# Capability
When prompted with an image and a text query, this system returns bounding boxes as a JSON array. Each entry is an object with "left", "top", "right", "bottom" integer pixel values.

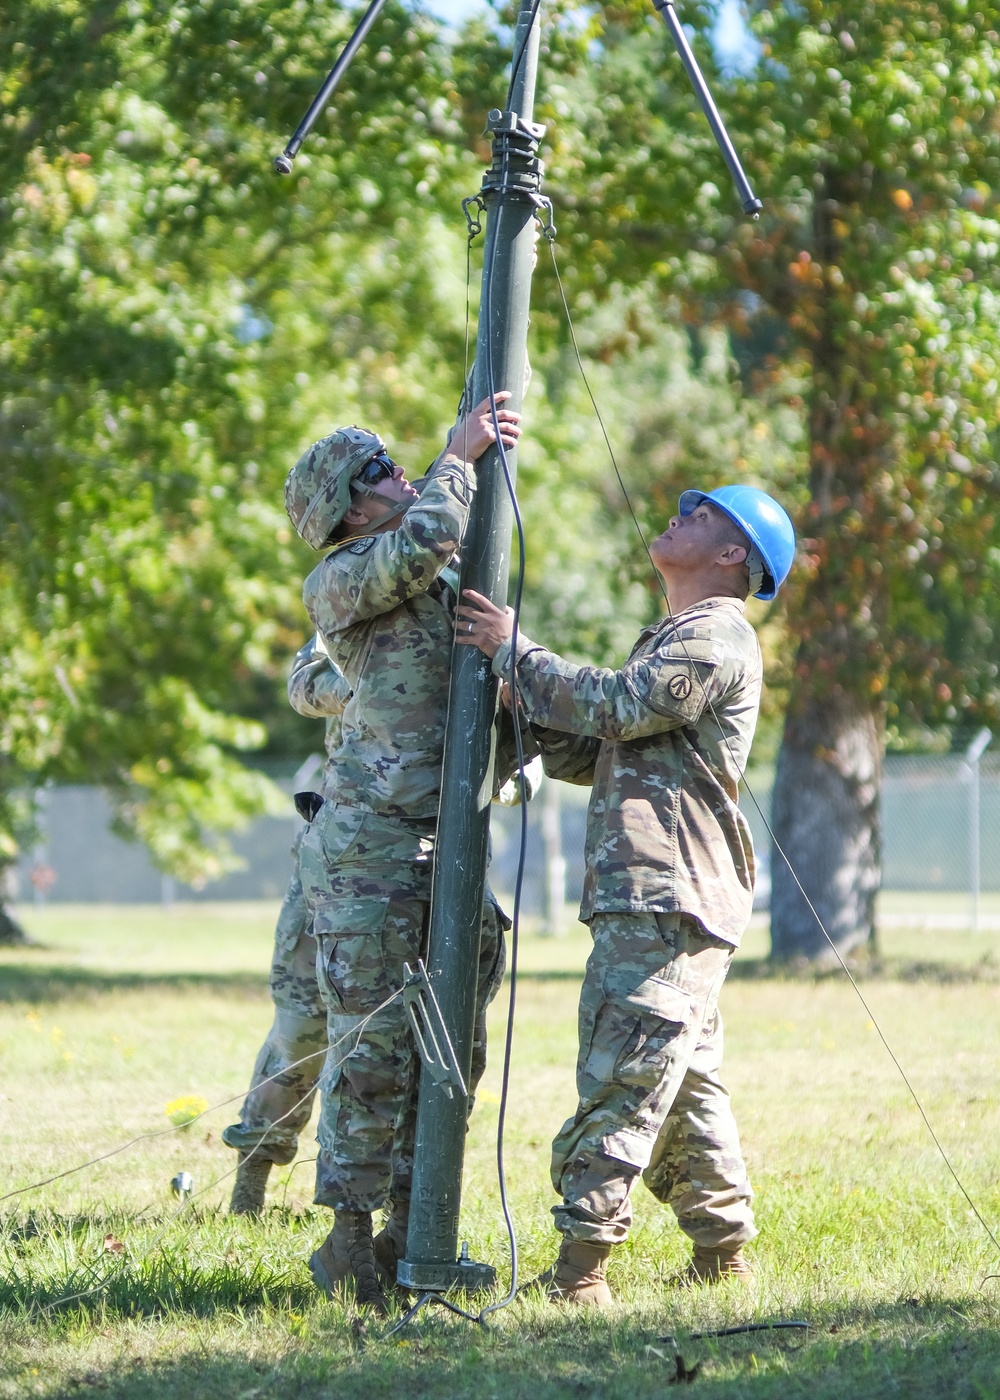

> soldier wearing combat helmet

[
  {"left": 458, "top": 482, "right": 794, "bottom": 1306},
  {"left": 286, "top": 393, "right": 523, "bottom": 1312}
]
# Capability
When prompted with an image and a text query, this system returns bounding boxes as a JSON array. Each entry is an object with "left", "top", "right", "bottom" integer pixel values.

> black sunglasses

[{"left": 354, "top": 452, "right": 397, "bottom": 488}]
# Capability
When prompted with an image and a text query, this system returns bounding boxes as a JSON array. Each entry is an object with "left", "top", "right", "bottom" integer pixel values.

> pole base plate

[{"left": 397, "top": 1255, "right": 496, "bottom": 1294}]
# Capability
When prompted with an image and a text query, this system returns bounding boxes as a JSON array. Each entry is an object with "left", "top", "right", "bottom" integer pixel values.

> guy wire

[
  {"left": 18, "top": 992, "right": 408, "bottom": 1316},
  {"left": 544, "top": 234, "right": 1000, "bottom": 1261},
  {"left": 0, "top": 987, "right": 406, "bottom": 1208}
]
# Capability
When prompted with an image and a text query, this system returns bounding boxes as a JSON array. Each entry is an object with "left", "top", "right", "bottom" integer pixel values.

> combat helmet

[
  {"left": 678, "top": 485, "right": 795, "bottom": 601},
  {"left": 285, "top": 426, "right": 385, "bottom": 549}
]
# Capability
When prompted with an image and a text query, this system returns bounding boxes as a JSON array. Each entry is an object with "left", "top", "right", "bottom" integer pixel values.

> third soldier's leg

[{"left": 223, "top": 844, "right": 328, "bottom": 1214}]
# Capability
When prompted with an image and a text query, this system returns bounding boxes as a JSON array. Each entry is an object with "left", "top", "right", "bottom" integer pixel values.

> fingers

[
  {"left": 457, "top": 588, "right": 500, "bottom": 616},
  {"left": 454, "top": 590, "right": 513, "bottom": 659},
  {"left": 472, "top": 393, "right": 520, "bottom": 427}
]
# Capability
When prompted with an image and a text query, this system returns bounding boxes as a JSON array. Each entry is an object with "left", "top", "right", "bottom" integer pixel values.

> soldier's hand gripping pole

[
  {"left": 273, "top": 0, "right": 392, "bottom": 174},
  {"left": 650, "top": 0, "right": 763, "bottom": 217}
]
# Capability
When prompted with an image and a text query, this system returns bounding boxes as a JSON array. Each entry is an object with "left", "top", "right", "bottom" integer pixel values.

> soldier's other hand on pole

[
  {"left": 455, "top": 589, "right": 514, "bottom": 659},
  {"left": 451, "top": 393, "right": 521, "bottom": 463}
]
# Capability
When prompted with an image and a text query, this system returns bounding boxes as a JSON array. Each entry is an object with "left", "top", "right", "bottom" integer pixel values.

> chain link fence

[{"left": 9, "top": 754, "right": 1000, "bottom": 919}]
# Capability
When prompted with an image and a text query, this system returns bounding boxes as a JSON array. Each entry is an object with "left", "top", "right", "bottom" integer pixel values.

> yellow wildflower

[{"left": 165, "top": 1094, "right": 209, "bottom": 1128}]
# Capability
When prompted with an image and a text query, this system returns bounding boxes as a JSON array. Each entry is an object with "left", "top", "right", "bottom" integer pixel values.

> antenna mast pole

[{"left": 399, "top": 0, "right": 545, "bottom": 1296}]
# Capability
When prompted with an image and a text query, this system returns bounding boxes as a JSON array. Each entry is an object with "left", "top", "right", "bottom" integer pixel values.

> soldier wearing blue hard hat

[{"left": 456, "top": 481, "right": 794, "bottom": 1305}]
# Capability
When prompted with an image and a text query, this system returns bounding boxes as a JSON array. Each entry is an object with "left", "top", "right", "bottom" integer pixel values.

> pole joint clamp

[{"left": 480, "top": 108, "right": 547, "bottom": 201}]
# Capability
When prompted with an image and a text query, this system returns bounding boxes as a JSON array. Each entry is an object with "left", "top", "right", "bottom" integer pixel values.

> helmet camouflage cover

[{"left": 285, "top": 426, "right": 385, "bottom": 549}]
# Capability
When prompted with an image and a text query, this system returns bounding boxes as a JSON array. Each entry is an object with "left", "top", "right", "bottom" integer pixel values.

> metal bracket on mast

[{"left": 402, "top": 960, "right": 467, "bottom": 1101}]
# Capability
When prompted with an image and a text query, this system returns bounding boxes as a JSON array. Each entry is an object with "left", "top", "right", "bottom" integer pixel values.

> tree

[
  {"left": 467, "top": 1, "right": 1000, "bottom": 959},
  {"left": 728, "top": 3, "right": 1000, "bottom": 958},
  {"left": 0, "top": 0, "right": 480, "bottom": 939}
]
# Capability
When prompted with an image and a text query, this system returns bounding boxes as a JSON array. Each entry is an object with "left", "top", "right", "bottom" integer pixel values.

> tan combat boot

[
  {"left": 229, "top": 1153, "right": 271, "bottom": 1216},
  {"left": 536, "top": 1238, "right": 613, "bottom": 1307},
  {"left": 683, "top": 1244, "right": 753, "bottom": 1285},
  {"left": 309, "top": 1210, "right": 387, "bottom": 1314},
  {"left": 372, "top": 1200, "right": 409, "bottom": 1286}
]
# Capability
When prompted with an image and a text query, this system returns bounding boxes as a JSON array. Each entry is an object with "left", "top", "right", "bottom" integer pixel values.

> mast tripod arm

[
  {"left": 273, "top": 0, "right": 392, "bottom": 174},
  {"left": 651, "top": 0, "right": 763, "bottom": 217}
]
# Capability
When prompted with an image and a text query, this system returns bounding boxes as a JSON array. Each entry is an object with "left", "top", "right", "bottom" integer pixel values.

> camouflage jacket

[
  {"left": 492, "top": 598, "right": 762, "bottom": 945},
  {"left": 301, "top": 454, "right": 476, "bottom": 822},
  {"left": 288, "top": 634, "right": 352, "bottom": 757}
]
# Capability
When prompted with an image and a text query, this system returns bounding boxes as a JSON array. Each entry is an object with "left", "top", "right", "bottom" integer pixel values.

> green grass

[{"left": 3, "top": 900, "right": 1000, "bottom": 1398}]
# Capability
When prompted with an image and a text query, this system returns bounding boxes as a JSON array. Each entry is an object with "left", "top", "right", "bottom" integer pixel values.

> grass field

[{"left": 3, "top": 898, "right": 1000, "bottom": 1398}]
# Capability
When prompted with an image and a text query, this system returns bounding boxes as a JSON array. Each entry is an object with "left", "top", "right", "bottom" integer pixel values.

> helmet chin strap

[
  {"left": 337, "top": 482, "right": 413, "bottom": 540},
  {"left": 745, "top": 543, "right": 766, "bottom": 598}
]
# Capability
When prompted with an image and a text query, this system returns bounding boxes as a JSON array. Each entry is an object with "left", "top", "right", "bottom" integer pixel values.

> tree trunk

[
  {"left": 769, "top": 690, "right": 881, "bottom": 962},
  {"left": 0, "top": 898, "right": 29, "bottom": 946}
]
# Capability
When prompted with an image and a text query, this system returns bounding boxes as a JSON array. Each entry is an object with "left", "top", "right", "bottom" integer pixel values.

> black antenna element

[
  {"left": 273, "top": 0, "right": 392, "bottom": 174},
  {"left": 651, "top": 0, "right": 763, "bottom": 216}
]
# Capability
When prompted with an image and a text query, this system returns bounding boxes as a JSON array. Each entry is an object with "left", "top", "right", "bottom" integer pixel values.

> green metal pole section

[{"left": 398, "top": 0, "right": 543, "bottom": 1294}]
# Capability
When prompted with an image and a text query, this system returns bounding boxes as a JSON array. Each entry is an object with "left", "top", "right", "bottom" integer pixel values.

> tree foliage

[
  {"left": 0, "top": 0, "right": 479, "bottom": 894},
  {"left": 731, "top": 1, "right": 1000, "bottom": 738},
  {"left": 485, "top": 1, "right": 1000, "bottom": 954}
]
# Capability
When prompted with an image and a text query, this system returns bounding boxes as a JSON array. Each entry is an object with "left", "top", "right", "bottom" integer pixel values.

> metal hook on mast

[
  {"left": 650, "top": 0, "right": 763, "bottom": 217},
  {"left": 273, "top": 0, "right": 392, "bottom": 174}
]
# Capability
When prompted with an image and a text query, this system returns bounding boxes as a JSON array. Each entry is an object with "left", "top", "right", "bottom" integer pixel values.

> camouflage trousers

[
  {"left": 551, "top": 911, "right": 756, "bottom": 1251},
  {"left": 221, "top": 829, "right": 328, "bottom": 1167},
  {"left": 299, "top": 801, "right": 506, "bottom": 1214}
]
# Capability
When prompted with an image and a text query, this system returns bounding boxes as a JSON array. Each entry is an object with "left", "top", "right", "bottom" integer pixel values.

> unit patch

[
  {"left": 347, "top": 536, "right": 376, "bottom": 555},
  {"left": 668, "top": 674, "right": 693, "bottom": 701}
]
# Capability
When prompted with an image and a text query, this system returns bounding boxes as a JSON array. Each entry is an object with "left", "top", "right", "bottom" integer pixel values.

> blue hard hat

[{"left": 678, "top": 485, "right": 795, "bottom": 601}]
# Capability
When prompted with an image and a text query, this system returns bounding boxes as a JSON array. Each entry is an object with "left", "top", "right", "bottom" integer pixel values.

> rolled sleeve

[{"left": 288, "top": 638, "right": 352, "bottom": 718}]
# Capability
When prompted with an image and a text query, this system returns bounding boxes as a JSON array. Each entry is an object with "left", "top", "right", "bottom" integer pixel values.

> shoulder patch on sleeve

[
  {"left": 675, "top": 623, "right": 713, "bottom": 643},
  {"left": 346, "top": 536, "right": 376, "bottom": 555},
  {"left": 668, "top": 638, "right": 717, "bottom": 665}
]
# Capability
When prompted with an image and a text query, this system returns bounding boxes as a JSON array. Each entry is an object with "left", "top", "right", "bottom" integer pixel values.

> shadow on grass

[
  {"left": 726, "top": 955, "right": 1000, "bottom": 985},
  {"left": 3, "top": 1295, "right": 1000, "bottom": 1399},
  {"left": 0, "top": 963, "right": 268, "bottom": 1005},
  {"left": 6, "top": 954, "right": 998, "bottom": 1006},
  {"left": 514, "top": 958, "right": 1000, "bottom": 987},
  {"left": 0, "top": 1208, "right": 321, "bottom": 1318}
]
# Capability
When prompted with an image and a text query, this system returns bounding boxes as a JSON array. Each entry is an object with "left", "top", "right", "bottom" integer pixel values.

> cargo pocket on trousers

[
  {"left": 314, "top": 895, "right": 424, "bottom": 1018},
  {"left": 583, "top": 981, "right": 693, "bottom": 1098},
  {"left": 298, "top": 806, "right": 367, "bottom": 909}
]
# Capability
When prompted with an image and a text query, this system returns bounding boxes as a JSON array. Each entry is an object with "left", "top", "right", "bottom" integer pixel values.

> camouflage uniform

[
  {"left": 492, "top": 598, "right": 761, "bottom": 1249},
  {"left": 222, "top": 638, "right": 351, "bottom": 1167},
  {"left": 297, "top": 451, "right": 507, "bottom": 1214}
]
